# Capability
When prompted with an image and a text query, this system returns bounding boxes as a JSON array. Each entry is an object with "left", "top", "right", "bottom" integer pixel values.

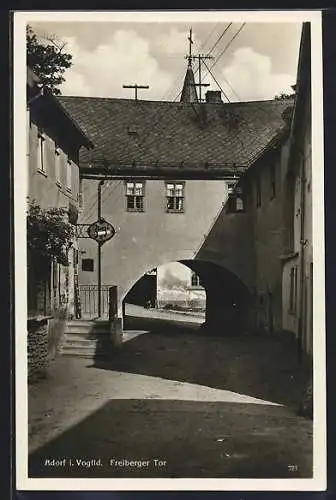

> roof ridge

[{"left": 58, "top": 95, "right": 291, "bottom": 106}]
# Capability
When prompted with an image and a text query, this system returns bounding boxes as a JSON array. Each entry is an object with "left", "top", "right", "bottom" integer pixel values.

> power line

[
  {"left": 206, "top": 23, "right": 233, "bottom": 56},
  {"left": 80, "top": 184, "right": 109, "bottom": 223},
  {"left": 81, "top": 180, "right": 122, "bottom": 223},
  {"left": 81, "top": 22, "right": 288, "bottom": 188},
  {"left": 221, "top": 72, "right": 242, "bottom": 101},
  {"left": 208, "top": 23, "right": 246, "bottom": 74},
  {"left": 202, "top": 59, "right": 231, "bottom": 103},
  {"left": 179, "top": 23, "right": 244, "bottom": 103},
  {"left": 199, "top": 23, "right": 219, "bottom": 52}
]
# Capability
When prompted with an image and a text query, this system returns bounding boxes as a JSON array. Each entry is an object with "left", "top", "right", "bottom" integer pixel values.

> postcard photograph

[{"left": 13, "top": 9, "right": 326, "bottom": 491}]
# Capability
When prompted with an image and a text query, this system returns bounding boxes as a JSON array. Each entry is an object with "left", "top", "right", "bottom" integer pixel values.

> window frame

[
  {"left": 165, "top": 180, "right": 185, "bottom": 214},
  {"left": 82, "top": 258, "right": 94, "bottom": 272},
  {"left": 78, "top": 178, "right": 84, "bottom": 211},
  {"left": 37, "top": 129, "right": 46, "bottom": 175},
  {"left": 125, "top": 180, "right": 146, "bottom": 212},
  {"left": 66, "top": 157, "right": 72, "bottom": 192},
  {"left": 55, "top": 146, "right": 62, "bottom": 186},
  {"left": 227, "top": 184, "right": 246, "bottom": 213},
  {"left": 191, "top": 271, "right": 201, "bottom": 288}
]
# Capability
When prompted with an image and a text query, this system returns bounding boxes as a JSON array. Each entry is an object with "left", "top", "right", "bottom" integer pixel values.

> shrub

[{"left": 27, "top": 199, "right": 74, "bottom": 265}]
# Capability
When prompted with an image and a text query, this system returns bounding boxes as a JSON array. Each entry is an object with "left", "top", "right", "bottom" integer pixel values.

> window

[
  {"left": 82, "top": 259, "right": 94, "bottom": 272},
  {"left": 235, "top": 196, "right": 245, "bottom": 212},
  {"left": 78, "top": 179, "right": 84, "bottom": 210},
  {"left": 126, "top": 181, "right": 145, "bottom": 212},
  {"left": 166, "top": 182, "right": 185, "bottom": 213},
  {"left": 256, "top": 175, "right": 261, "bottom": 207},
  {"left": 37, "top": 130, "right": 46, "bottom": 173},
  {"left": 227, "top": 184, "right": 245, "bottom": 213},
  {"left": 55, "top": 147, "right": 61, "bottom": 184},
  {"left": 191, "top": 271, "right": 201, "bottom": 287},
  {"left": 66, "top": 158, "right": 72, "bottom": 191},
  {"left": 227, "top": 182, "right": 236, "bottom": 195},
  {"left": 289, "top": 266, "right": 298, "bottom": 313},
  {"left": 270, "top": 164, "right": 276, "bottom": 199}
]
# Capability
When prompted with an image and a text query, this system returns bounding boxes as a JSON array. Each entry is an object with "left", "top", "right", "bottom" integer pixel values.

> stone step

[
  {"left": 63, "top": 332, "right": 109, "bottom": 341},
  {"left": 61, "top": 349, "right": 111, "bottom": 359},
  {"left": 64, "top": 322, "right": 110, "bottom": 336},
  {"left": 65, "top": 320, "right": 110, "bottom": 327},
  {"left": 61, "top": 341, "right": 112, "bottom": 359},
  {"left": 63, "top": 339, "right": 102, "bottom": 348}
]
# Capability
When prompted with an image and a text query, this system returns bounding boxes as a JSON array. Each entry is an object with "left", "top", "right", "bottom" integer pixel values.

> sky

[{"left": 29, "top": 20, "right": 302, "bottom": 102}]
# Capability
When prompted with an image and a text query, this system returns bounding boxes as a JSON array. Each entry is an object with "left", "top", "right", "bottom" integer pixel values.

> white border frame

[{"left": 14, "top": 9, "right": 326, "bottom": 491}]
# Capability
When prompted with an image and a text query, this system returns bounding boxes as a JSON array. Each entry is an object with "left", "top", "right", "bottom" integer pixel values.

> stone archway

[
  {"left": 123, "top": 259, "right": 253, "bottom": 335},
  {"left": 180, "top": 259, "right": 253, "bottom": 335}
]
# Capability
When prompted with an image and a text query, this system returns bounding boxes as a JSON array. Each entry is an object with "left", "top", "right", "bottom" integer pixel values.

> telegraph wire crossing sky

[{"left": 30, "top": 21, "right": 302, "bottom": 102}]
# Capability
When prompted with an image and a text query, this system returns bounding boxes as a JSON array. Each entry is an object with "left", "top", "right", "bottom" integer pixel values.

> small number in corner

[{"left": 288, "top": 464, "right": 298, "bottom": 472}]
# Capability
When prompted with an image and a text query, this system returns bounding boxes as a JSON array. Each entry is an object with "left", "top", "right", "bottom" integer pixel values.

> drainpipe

[{"left": 97, "top": 180, "right": 105, "bottom": 317}]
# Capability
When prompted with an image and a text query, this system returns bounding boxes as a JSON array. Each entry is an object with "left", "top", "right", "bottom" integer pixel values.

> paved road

[
  {"left": 125, "top": 303, "right": 205, "bottom": 321},
  {"left": 28, "top": 318, "right": 312, "bottom": 479}
]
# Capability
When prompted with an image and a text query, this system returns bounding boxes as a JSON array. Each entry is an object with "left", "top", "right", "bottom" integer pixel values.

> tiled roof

[{"left": 57, "top": 95, "right": 293, "bottom": 169}]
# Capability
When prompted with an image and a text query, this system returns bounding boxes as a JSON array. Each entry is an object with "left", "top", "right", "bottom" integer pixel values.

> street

[{"left": 28, "top": 310, "right": 313, "bottom": 479}]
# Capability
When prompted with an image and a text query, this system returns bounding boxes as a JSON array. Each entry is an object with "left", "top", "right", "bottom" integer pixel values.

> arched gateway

[{"left": 123, "top": 259, "right": 253, "bottom": 335}]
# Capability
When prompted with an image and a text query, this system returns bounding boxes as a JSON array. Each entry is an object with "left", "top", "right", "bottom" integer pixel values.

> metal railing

[{"left": 78, "top": 285, "right": 111, "bottom": 319}]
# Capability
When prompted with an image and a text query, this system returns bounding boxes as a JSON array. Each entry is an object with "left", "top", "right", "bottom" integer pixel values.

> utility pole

[
  {"left": 122, "top": 84, "right": 149, "bottom": 101},
  {"left": 97, "top": 179, "right": 104, "bottom": 317},
  {"left": 190, "top": 54, "right": 214, "bottom": 102},
  {"left": 184, "top": 28, "right": 214, "bottom": 102}
]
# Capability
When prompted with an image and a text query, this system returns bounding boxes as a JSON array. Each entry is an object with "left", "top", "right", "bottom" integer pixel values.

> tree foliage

[
  {"left": 26, "top": 25, "right": 72, "bottom": 95},
  {"left": 275, "top": 92, "right": 295, "bottom": 100},
  {"left": 27, "top": 200, "right": 75, "bottom": 265}
]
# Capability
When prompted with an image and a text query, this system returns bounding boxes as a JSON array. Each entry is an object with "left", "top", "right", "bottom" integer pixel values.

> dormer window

[{"left": 227, "top": 184, "right": 245, "bottom": 213}]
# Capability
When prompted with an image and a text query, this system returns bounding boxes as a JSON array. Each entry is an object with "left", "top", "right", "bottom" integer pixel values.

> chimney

[{"left": 205, "top": 90, "right": 222, "bottom": 103}]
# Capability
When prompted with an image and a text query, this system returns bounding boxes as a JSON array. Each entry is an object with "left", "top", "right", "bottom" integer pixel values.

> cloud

[
  {"left": 155, "top": 28, "right": 199, "bottom": 57},
  {"left": 159, "top": 268, "right": 189, "bottom": 290},
  {"left": 59, "top": 30, "right": 174, "bottom": 100},
  {"left": 219, "top": 47, "right": 295, "bottom": 101}
]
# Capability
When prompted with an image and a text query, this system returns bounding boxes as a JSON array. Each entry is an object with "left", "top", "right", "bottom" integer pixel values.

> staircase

[{"left": 61, "top": 320, "right": 113, "bottom": 359}]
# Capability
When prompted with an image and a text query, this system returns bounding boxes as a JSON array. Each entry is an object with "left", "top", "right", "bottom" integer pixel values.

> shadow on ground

[
  {"left": 28, "top": 399, "right": 312, "bottom": 479},
  {"left": 93, "top": 316, "right": 312, "bottom": 411}
]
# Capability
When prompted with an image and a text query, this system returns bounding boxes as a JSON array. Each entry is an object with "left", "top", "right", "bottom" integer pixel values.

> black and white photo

[{"left": 13, "top": 10, "right": 326, "bottom": 491}]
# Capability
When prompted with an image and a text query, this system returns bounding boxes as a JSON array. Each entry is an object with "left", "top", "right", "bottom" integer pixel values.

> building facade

[
  {"left": 58, "top": 79, "right": 289, "bottom": 325},
  {"left": 196, "top": 23, "right": 313, "bottom": 354},
  {"left": 27, "top": 67, "right": 93, "bottom": 320},
  {"left": 281, "top": 23, "right": 313, "bottom": 356},
  {"left": 76, "top": 177, "right": 227, "bottom": 317}
]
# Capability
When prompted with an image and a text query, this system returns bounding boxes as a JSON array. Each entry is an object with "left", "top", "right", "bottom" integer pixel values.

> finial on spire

[{"left": 187, "top": 28, "right": 193, "bottom": 66}]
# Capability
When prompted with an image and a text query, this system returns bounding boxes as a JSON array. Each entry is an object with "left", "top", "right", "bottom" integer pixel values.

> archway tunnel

[{"left": 123, "top": 259, "right": 253, "bottom": 335}]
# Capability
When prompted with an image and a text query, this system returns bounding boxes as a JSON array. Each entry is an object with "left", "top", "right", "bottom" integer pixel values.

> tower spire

[{"left": 180, "top": 28, "right": 198, "bottom": 103}]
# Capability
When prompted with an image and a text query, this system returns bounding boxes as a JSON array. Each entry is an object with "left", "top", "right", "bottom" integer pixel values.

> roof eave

[{"left": 45, "top": 91, "right": 94, "bottom": 150}]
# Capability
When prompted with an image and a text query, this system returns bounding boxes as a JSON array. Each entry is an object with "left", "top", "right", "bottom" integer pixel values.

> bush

[{"left": 27, "top": 199, "right": 74, "bottom": 265}]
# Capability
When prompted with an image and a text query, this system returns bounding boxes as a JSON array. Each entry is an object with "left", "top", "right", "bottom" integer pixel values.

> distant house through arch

[{"left": 122, "top": 259, "right": 253, "bottom": 335}]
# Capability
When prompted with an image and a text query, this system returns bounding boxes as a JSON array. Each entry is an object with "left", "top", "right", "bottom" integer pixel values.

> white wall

[{"left": 78, "top": 179, "right": 227, "bottom": 316}]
